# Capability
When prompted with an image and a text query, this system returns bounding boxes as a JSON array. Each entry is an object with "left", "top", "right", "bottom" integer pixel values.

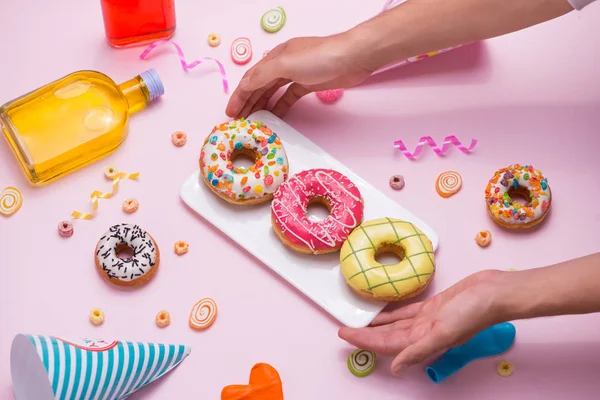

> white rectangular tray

[{"left": 180, "top": 110, "right": 439, "bottom": 328}]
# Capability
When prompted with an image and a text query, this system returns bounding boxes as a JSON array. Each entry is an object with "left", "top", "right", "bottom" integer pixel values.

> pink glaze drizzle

[{"left": 271, "top": 169, "right": 364, "bottom": 252}]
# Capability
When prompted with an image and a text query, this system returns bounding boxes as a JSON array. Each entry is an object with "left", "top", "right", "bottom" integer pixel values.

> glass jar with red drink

[{"left": 100, "top": 0, "right": 176, "bottom": 48}]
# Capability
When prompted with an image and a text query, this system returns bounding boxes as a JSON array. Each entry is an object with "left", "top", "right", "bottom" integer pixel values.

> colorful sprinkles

[
  {"left": 199, "top": 118, "right": 289, "bottom": 202},
  {"left": 485, "top": 164, "right": 550, "bottom": 225}
]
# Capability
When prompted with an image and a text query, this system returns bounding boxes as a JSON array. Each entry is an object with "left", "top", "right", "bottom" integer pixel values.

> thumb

[
  {"left": 390, "top": 335, "right": 446, "bottom": 375},
  {"left": 241, "top": 59, "right": 287, "bottom": 91}
]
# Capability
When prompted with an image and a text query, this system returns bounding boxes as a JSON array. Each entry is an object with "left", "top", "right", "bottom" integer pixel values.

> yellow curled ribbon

[{"left": 71, "top": 171, "right": 140, "bottom": 220}]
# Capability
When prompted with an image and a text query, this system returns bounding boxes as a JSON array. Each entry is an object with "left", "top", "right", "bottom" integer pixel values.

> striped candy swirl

[
  {"left": 261, "top": 7, "right": 286, "bottom": 33},
  {"left": 231, "top": 37, "right": 252, "bottom": 65},
  {"left": 0, "top": 186, "right": 23, "bottom": 216},
  {"left": 189, "top": 298, "right": 218, "bottom": 330},
  {"left": 436, "top": 171, "right": 462, "bottom": 197},
  {"left": 348, "top": 349, "right": 376, "bottom": 377}
]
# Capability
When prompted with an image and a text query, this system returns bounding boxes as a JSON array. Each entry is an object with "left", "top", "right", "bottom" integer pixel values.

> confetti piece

[
  {"left": 261, "top": 7, "right": 286, "bottom": 33},
  {"left": 348, "top": 349, "right": 376, "bottom": 377},
  {"left": 0, "top": 187, "right": 23, "bottom": 216},
  {"left": 436, "top": 171, "right": 462, "bottom": 198},
  {"left": 140, "top": 40, "right": 229, "bottom": 93},
  {"left": 189, "top": 298, "right": 218, "bottom": 330},
  {"left": 393, "top": 136, "right": 477, "bottom": 160},
  {"left": 71, "top": 172, "right": 140, "bottom": 220},
  {"left": 231, "top": 37, "right": 252, "bottom": 65}
]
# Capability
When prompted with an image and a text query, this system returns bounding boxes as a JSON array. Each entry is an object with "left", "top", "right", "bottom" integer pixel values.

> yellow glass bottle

[{"left": 0, "top": 69, "right": 164, "bottom": 185}]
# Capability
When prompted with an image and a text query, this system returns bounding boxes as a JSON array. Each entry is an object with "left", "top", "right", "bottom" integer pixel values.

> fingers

[
  {"left": 391, "top": 334, "right": 447, "bottom": 375},
  {"left": 226, "top": 73, "right": 254, "bottom": 118},
  {"left": 250, "top": 79, "right": 290, "bottom": 115},
  {"left": 237, "top": 80, "right": 276, "bottom": 119},
  {"left": 271, "top": 83, "right": 312, "bottom": 117},
  {"left": 371, "top": 302, "right": 423, "bottom": 327},
  {"left": 338, "top": 327, "right": 410, "bottom": 355},
  {"left": 225, "top": 52, "right": 289, "bottom": 118}
]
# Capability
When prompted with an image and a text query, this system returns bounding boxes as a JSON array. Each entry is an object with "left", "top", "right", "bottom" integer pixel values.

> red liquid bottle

[{"left": 101, "top": 0, "right": 176, "bottom": 48}]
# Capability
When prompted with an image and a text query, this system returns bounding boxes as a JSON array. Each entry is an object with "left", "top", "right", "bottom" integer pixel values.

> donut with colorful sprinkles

[
  {"left": 271, "top": 169, "right": 364, "bottom": 254},
  {"left": 485, "top": 164, "right": 551, "bottom": 229},
  {"left": 199, "top": 119, "right": 290, "bottom": 205}
]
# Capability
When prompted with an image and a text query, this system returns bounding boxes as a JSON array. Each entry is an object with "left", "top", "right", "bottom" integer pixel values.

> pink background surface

[{"left": 1, "top": 0, "right": 600, "bottom": 399}]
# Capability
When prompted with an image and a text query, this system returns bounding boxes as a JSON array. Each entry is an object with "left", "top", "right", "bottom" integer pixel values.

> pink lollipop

[{"left": 231, "top": 37, "right": 252, "bottom": 65}]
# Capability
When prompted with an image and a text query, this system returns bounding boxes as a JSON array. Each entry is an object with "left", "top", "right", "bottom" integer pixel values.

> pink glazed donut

[{"left": 271, "top": 169, "right": 364, "bottom": 255}]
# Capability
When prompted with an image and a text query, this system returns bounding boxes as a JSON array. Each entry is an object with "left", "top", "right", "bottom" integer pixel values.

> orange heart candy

[{"left": 221, "top": 363, "right": 283, "bottom": 400}]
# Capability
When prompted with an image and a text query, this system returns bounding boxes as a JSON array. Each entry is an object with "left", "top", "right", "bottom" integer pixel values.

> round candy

[
  {"left": 207, "top": 33, "right": 221, "bottom": 47},
  {"left": 189, "top": 298, "right": 218, "bottom": 330},
  {"left": 261, "top": 7, "right": 286, "bottom": 33},
  {"left": 58, "top": 221, "right": 74, "bottom": 237},
  {"left": 89, "top": 308, "right": 105, "bottom": 326},
  {"left": 316, "top": 89, "right": 344, "bottom": 104},
  {"left": 231, "top": 37, "right": 252, "bottom": 65},
  {"left": 497, "top": 360, "right": 514, "bottom": 377},
  {"left": 122, "top": 198, "right": 139, "bottom": 214},
  {"left": 389, "top": 175, "right": 405, "bottom": 190},
  {"left": 156, "top": 310, "right": 171, "bottom": 328},
  {"left": 436, "top": 171, "right": 462, "bottom": 198},
  {"left": 174, "top": 240, "right": 189, "bottom": 255},
  {"left": 475, "top": 230, "right": 492, "bottom": 247},
  {"left": 172, "top": 131, "right": 187, "bottom": 147},
  {"left": 347, "top": 349, "right": 376, "bottom": 377},
  {"left": 0, "top": 187, "right": 23, "bottom": 216},
  {"left": 104, "top": 165, "right": 119, "bottom": 180}
]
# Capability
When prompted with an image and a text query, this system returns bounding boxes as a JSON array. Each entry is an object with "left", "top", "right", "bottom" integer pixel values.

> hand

[
  {"left": 339, "top": 270, "right": 506, "bottom": 375},
  {"left": 225, "top": 33, "right": 374, "bottom": 119}
]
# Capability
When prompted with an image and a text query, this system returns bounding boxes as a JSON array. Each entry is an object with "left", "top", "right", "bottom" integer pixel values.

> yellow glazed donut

[
  {"left": 340, "top": 218, "right": 435, "bottom": 302},
  {"left": 485, "top": 164, "right": 551, "bottom": 229}
]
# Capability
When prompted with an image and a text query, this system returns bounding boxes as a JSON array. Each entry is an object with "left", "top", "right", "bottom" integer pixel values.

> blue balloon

[{"left": 425, "top": 322, "right": 516, "bottom": 383}]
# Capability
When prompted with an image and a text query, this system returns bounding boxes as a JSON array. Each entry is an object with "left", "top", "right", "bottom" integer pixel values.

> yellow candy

[
  {"left": 497, "top": 360, "right": 514, "bottom": 377},
  {"left": 253, "top": 185, "right": 263, "bottom": 194}
]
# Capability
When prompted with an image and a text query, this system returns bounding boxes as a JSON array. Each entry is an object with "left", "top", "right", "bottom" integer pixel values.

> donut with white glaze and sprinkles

[
  {"left": 200, "top": 119, "right": 290, "bottom": 205},
  {"left": 485, "top": 164, "right": 551, "bottom": 229},
  {"left": 94, "top": 223, "right": 160, "bottom": 287},
  {"left": 271, "top": 169, "right": 364, "bottom": 254}
]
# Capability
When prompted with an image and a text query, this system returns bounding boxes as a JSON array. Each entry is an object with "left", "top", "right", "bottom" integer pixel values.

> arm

[
  {"left": 351, "top": 0, "right": 575, "bottom": 73},
  {"left": 226, "top": 0, "right": 574, "bottom": 118},
  {"left": 496, "top": 252, "right": 600, "bottom": 321},
  {"left": 339, "top": 252, "right": 600, "bottom": 375}
]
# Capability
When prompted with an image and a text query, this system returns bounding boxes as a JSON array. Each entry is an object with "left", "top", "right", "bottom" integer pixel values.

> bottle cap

[{"left": 139, "top": 69, "right": 164, "bottom": 102}]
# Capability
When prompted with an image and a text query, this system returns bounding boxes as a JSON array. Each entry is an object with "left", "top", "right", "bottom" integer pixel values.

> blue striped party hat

[{"left": 10, "top": 334, "right": 191, "bottom": 400}]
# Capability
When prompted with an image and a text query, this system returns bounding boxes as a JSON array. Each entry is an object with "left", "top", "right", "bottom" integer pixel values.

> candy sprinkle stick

[
  {"left": 348, "top": 349, "right": 376, "bottom": 377},
  {"left": 261, "top": 7, "right": 286, "bottom": 33},
  {"left": 231, "top": 37, "right": 253, "bottom": 65}
]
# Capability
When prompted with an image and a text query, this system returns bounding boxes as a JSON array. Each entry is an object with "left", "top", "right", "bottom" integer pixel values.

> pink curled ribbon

[
  {"left": 393, "top": 136, "right": 477, "bottom": 160},
  {"left": 139, "top": 40, "right": 229, "bottom": 93}
]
